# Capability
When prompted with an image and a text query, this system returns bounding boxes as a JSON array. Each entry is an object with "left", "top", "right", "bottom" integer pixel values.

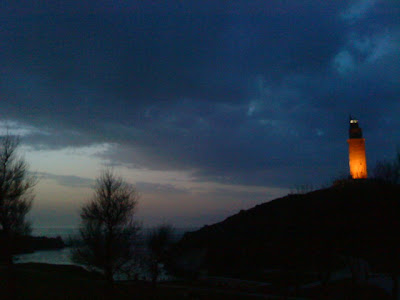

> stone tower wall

[{"left": 347, "top": 138, "right": 367, "bottom": 179}]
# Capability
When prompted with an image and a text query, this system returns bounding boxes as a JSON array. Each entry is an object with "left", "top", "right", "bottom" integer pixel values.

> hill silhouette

[{"left": 173, "top": 179, "right": 400, "bottom": 281}]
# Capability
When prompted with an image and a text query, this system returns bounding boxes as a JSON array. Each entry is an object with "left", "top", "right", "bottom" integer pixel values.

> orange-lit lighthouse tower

[{"left": 347, "top": 117, "right": 367, "bottom": 179}]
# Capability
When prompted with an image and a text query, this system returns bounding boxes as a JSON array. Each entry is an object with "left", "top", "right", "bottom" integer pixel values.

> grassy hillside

[{"left": 174, "top": 180, "right": 400, "bottom": 278}]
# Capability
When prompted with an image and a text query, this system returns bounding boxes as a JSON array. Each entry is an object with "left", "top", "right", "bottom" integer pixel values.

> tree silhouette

[
  {"left": 72, "top": 169, "right": 140, "bottom": 284},
  {"left": 372, "top": 149, "right": 400, "bottom": 184},
  {"left": 146, "top": 224, "right": 175, "bottom": 286},
  {"left": 0, "top": 134, "right": 36, "bottom": 263}
]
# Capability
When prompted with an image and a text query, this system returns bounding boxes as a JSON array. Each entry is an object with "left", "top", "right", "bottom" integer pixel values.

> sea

[
  {"left": 15, "top": 227, "right": 79, "bottom": 265},
  {"left": 15, "top": 227, "right": 197, "bottom": 266}
]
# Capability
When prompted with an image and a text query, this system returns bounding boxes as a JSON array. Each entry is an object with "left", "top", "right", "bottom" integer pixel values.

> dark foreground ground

[
  {"left": 0, "top": 263, "right": 391, "bottom": 300},
  {"left": 0, "top": 263, "right": 279, "bottom": 300}
]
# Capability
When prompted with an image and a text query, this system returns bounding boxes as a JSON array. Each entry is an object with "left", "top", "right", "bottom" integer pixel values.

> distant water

[
  {"left": 15, "top": 227, "right": 197, "bottom": 266},
  {"left": 15, "top": 227, "right": 79, "bottom": 265},
  {"left": 31, "top": 227, "right": 79, "bottom": 240}
]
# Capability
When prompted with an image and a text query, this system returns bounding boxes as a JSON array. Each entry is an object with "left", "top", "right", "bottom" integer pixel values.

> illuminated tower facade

[{"left": 347, "top": 117, "right": 367, "bottom": 179}]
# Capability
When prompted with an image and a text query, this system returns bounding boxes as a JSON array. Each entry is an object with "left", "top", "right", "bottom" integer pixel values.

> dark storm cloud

[
  {"left": 1, "top": 0, "right": 399, "bottom": 187},
  {"left": 135, "top": 181, "right": 188, "bottom": 195}
]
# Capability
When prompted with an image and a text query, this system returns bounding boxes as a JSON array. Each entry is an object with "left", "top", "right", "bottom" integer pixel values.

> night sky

[{"left": 1, "top": 1, "right": 399, "bottom": 227}]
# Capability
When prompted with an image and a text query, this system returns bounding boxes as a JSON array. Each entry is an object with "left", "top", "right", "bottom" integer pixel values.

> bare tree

[
  {"left": 290, "top": 184, "right": 314, "bottom": 195},
  {"left": 0, "top": 134, "right": 36, "bottom": 263},
  {"left": 372, "top": 150, "right": 400, "bottom": 184},
  {"left": 146, "top": 224, "right": 175, "bottom": 286},
  {"left": 72, "top": 169, "right": 140, "bottom": 283}
]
